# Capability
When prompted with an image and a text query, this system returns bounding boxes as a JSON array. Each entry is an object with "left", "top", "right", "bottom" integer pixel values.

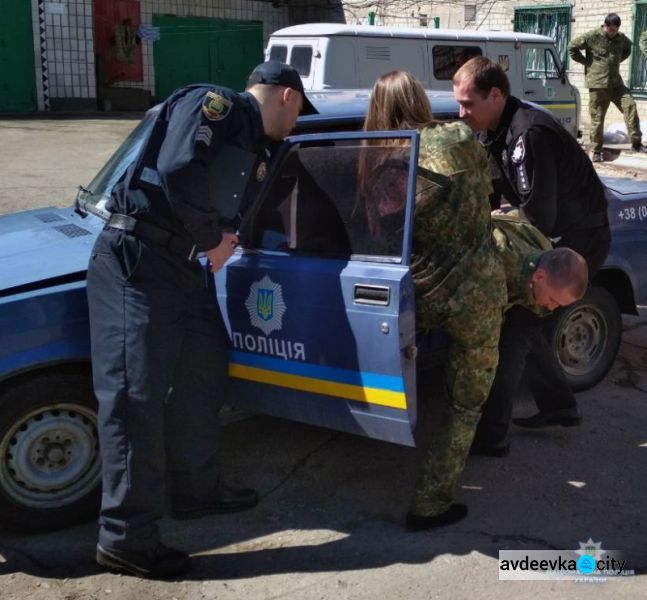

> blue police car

[{"left": 1, "top": 90, "right": 645, "bottom": 532}]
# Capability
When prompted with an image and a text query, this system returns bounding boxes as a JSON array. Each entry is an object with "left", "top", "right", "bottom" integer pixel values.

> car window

[
  {"left": 246, "top": 138, "right": 413, "bottom": 262},
  {"left": 525, "top": 47, "right": 561, "bottom": 79},
  {"left": 290, "top": 46, "right": 313, "bottom": 77},
  {"left": 432, "top": 45, "right": 482, "bottom": 80},
  {"left": 269, "top": 45, "right": 288, "bottom": 63}
]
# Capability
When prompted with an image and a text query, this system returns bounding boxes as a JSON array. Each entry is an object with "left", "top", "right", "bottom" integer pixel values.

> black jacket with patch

[
  {"left": 479, "top": 95, "right": 608, "bottom": 243},
  {"left": 108, "top": 85, "right": 269, "bottom": 251}
]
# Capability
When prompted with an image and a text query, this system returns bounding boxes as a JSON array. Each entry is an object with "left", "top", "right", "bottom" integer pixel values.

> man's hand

[{"left": 205, "top": 232, "right": 239, "bottom": 272}]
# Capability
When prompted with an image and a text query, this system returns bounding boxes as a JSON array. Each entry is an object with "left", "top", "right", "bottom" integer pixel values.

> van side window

[
  {"left": 291, "top": 46, "right": 313, "bottom": 77},
  {"left": 269, "top": 45, "right": 288, "bottom": 63},
  {"left": 525, "top": 47, "right": 561, "bottom": 79},
  {"left": 432, "top": 46, "right": 482, "bottom": 80},
  {"left": 248, "top": 140, "right": 411, "bottom": 261}
]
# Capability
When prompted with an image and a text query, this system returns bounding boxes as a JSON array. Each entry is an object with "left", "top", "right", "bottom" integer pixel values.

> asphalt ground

[{"left": 0, "top": 116, "right": 645, "bottom": 600}]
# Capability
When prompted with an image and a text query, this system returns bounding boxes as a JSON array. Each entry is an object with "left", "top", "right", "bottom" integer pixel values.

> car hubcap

[
  {"left": 556, "top": 305, "right": 607, "bottom": 378},
  {"left": 1, "top": 404, "right": 100, "bottom": 508}
]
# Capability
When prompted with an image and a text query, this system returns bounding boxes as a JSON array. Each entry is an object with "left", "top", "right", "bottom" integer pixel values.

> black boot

[{"left": 406, "top": 504, "right": 468, "bottom": 531}]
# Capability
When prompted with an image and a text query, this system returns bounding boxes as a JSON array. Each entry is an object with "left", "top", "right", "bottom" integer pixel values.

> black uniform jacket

[
  {"left": 107, "top": 85, "right": 269, "bottom": 252},
  {"left": 480, "top": 96, "right": 608, "bottom": 242}
]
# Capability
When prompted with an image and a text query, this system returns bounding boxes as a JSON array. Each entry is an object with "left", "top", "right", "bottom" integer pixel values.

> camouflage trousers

[
  {"left": 411, "top": 252, "right": 506, "bottom": 517},
  {"left": 589, "top": 86, "right": 641, "bottom": 153}
]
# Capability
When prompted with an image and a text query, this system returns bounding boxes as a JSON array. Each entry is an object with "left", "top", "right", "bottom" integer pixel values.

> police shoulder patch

[
  {"left": 202, "top": 91, "right": 232, "bottom": 121},
  {"left": 511, "top": 136, "right": 525, "bottom": 164}
]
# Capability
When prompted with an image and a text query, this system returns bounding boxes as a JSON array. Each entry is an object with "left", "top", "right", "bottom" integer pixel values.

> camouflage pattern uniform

[
  {"left": 568, "top": 28, "right": 641, "bottom": 152},
  {"left": 491, "top": 214, "right": 552, "bottom": 314},
  {"left": 408, "top": 121, "right": 507, "bottom": 518}
]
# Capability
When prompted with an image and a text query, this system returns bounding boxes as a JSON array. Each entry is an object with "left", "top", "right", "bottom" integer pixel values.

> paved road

[{"left": 0, "top": 116, "right": 645, "bottom": 600}]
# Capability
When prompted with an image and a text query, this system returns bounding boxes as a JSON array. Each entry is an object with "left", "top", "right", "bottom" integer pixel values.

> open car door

[{"left": 216, "top": 130, "right": 420, "bottom": 446}]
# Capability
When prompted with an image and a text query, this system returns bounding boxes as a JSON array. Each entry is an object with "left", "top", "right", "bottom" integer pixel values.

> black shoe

[
  {"left": 512, "top": 407, "right": 581, "bottom": 429},
  {"left": 171, "top": 486, "right": 259, "bottom": 520},
  {"left": 469, "top": 441, "right": 511, "bottom": 457},
  {"left": 406, "top": 503, "right": 468, "bottom": 531},
  {"left": 96, "top": 543, "right": 190, "bottom": 579},
  {"left": 592, "top": 152, "right": 604, "bottom": 163},
  {"left": 632, "top": 144, "right": 647, "bottom": 153}
]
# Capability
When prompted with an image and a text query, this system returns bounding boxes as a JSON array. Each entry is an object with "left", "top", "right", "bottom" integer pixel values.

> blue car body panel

[{"left": 0, "top": 96, "right": 646, "bottom": 446}]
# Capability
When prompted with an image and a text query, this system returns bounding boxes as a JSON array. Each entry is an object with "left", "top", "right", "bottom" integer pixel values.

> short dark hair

[
  {"left": 453, "top": 56, "right": 511, "bottom": 98},
  {"left": 604, "top": 13, "right": 621, "bottom": 27},
  {"left": 538, "top": 248, "right": 589, "bottom": 300}
]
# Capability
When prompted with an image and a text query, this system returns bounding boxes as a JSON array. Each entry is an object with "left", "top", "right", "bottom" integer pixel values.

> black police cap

[{"left": 247, "top": 60, "right": 318, "bottom": 115}]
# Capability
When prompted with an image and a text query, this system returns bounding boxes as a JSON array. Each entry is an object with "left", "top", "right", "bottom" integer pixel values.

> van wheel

[
  {"left": 0, "top": 369, "right": 101, "bottom": 533},
  {"left": 547, "top": 286, "right": 622, "bottom": 391}
]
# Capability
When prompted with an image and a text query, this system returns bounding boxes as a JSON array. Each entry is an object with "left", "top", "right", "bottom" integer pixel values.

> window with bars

[
  {"left": 514, "top": 5, "right": 572, "bottom": 68},
  {"left": 631, "top": 2, "right": 647, "bottom": 93},
  {"left": 464, "top": 4, "right": 476, "bottom": 23}
]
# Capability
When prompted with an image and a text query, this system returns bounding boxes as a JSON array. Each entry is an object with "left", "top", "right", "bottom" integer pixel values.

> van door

[
  {"left": 428, "top": 42, "right": 483, "bottom": 91},
  {"left": 267, "top": 38, "right": 319, "bottom": 90},
  {"left": 215, "top": 130, "right": 420, "bottom": 446},
  {"left": 518, "top": 43, "right": 579, "bottom": 137}
]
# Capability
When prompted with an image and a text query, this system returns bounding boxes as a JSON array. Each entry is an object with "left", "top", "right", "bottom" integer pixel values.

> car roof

[
  {"left": 297, "top": 89, "right": 459, "bottom": 130},
  {"left": 270, "top": 23, "right": 554, "bottom": 44}
]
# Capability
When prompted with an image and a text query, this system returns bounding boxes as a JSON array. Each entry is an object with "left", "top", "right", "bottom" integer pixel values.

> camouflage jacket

[
  {"left": 568, "top": 28, "right": 632, "bottom": 89},
  {"left": 491, "top": 214, "right": 552, "bottom": 315},
  {"left": 410, "top": 121, "right": 506, "bottom": 318}
]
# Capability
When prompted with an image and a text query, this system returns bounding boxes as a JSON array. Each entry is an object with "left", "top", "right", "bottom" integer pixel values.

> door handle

[
  {"left": 353, "top": 284, "right": 390, "bottom": 306},
  {"left": 524, "top": 90, "right": 536, "bottom": 94}
]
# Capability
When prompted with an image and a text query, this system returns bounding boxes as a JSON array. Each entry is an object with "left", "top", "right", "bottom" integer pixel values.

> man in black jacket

[
  {"left": 452, "top": 56, "right": 610, "bottom": 455},
  {"left": 87, "top": 61, "right": 316, "bottom": 578}
]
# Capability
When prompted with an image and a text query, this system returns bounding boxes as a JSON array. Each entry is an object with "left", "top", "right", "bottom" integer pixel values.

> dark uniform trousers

[
  {"left": 87, "top": 227, "right": 228, "bottom": 553},
  {"left": 476, "top": 97, "right": 611, "bottom": 448},
  {"left": 475, "top": 225, "right": 610, "bottom": 447}
]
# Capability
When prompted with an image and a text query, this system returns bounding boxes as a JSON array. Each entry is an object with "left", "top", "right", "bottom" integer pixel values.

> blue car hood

[{"left": 0, "top": 206, "right": 102, "bottom": 294}]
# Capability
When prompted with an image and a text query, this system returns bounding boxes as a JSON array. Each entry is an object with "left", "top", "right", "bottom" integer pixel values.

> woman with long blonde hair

[{"left": 360, "top": 71, "right": 507, "bottom": 530}]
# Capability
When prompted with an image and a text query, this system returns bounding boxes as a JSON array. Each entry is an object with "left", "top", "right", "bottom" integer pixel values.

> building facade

[
  {"left": 344, "top": 1, "right": 647, "bottom": 137},
  {"left": 0, "top": 0, "right": 343, "bottom": 112}
]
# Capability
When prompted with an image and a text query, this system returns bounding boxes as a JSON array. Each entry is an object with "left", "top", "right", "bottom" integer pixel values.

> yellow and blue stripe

[{"left": 228, "top": 350, "right": 407, "bottom": 410}]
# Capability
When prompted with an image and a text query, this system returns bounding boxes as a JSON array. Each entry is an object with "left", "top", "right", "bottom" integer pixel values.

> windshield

[{"left": 80, "top": 107, "right": 159, "bottom": 208}]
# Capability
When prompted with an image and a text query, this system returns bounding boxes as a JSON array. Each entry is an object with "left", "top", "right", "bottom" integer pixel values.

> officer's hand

[{"left": 205, "top": 233, "right": 239, "bottom": 272}]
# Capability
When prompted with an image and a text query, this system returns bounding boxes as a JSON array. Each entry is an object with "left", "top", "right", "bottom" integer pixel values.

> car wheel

[
  {"left": 547, "top": 286, "right": 622, "bottom": 391},
  {"left": 0, "top": 369, "right": 101, "bottom": 533}
]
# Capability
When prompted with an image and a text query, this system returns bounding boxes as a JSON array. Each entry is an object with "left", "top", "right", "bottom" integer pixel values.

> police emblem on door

[
  {"left": 245, "top": 275, "right": 286, "bottom": 335},
  {"left": 257, "top": 288, "right": 273, "bottom": 321}
]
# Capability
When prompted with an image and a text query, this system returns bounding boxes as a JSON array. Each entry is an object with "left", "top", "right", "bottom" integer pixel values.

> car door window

[
  {"left": 525, "top": 47, "right": 561, "bottom": 79},
  {"left": 245, "top": 137, "right": 414, "bottom": 262}
]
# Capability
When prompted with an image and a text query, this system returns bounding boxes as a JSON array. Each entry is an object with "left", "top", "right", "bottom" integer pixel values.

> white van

[{"left": 266, "top": 23, "right": 580, "bottom": 137}]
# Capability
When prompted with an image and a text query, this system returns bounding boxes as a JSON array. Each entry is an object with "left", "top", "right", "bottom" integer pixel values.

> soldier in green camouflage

[
  {"left": 360, "top": 71, "right": 507, "bottom": 530},
  {"left": 471, "top": 215, "right": 589, "bottom": 455},
  {"left": 568, "top": 13, "right": 647, "bottom": 162}
]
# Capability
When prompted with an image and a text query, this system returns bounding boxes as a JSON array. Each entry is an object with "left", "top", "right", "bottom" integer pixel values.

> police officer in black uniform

[
  {"left": 452, "top": 56, "right": 610, "bottom": 455},
  {"left": 87, "top": 61, "right": 316, "bottom": 578}
]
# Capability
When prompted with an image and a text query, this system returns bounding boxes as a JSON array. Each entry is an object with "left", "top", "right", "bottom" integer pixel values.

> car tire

[
  {"left": 547, "top": 286, "right": 622, "bottom": 392},
  {"left": 0, "top": 368, "right": 101, "bottom": 533}
]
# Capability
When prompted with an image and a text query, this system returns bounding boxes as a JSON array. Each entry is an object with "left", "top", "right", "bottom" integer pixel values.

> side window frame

[
  {"left": 240, "top": 130, "right": 420, "bottom": 266},
  {"left": 431, "top": 45, "right": 483, "bottom": 81}
]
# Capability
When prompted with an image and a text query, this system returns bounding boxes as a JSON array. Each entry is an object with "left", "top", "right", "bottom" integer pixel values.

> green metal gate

[
  {"left": 152, "top": 15, "right": 263, "bottom": 101},
  {"left": 0, "top": 0, "right": 37, "bottom": 112},
  {"left": 514, "top": 5, "right": 573, "bottom": 67}
]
